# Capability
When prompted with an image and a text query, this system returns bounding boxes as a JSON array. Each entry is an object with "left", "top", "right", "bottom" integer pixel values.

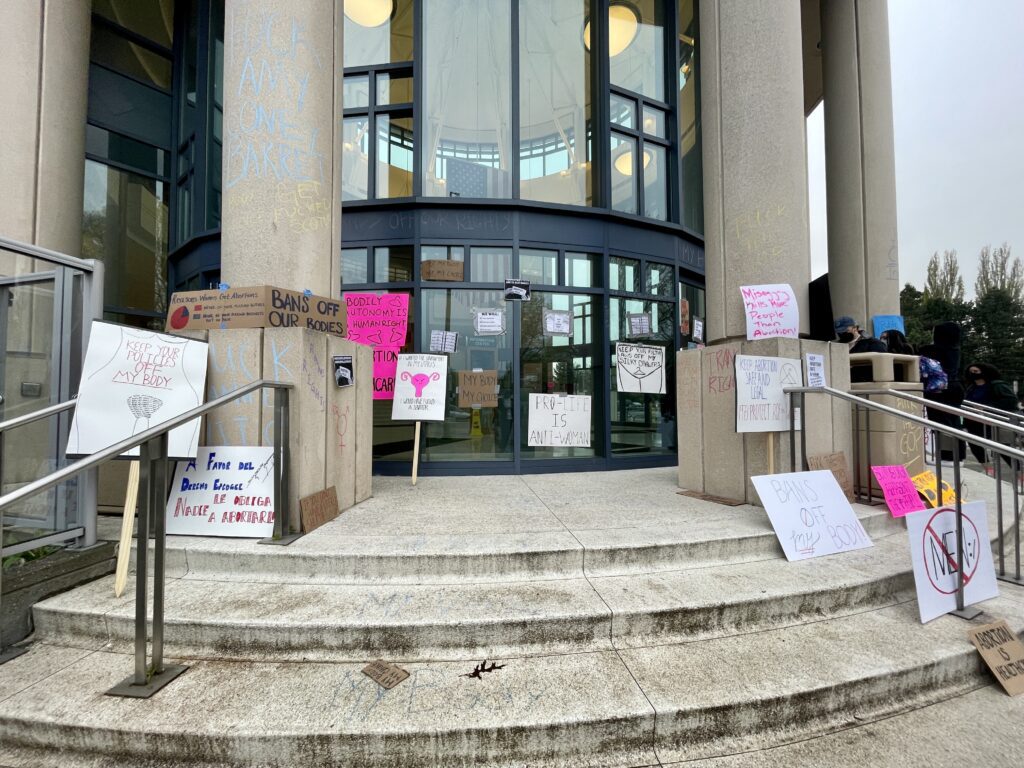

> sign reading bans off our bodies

[
  {"left": 528, "top": 394, "right": 591, "bottom": 447},
  {"left": 735, "top": 355, "right": 802, "bottom": 432}
]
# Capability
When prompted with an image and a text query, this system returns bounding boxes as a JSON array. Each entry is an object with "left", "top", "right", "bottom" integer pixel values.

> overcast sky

[{"left": 808, "top": 0, "right": 1024, "bottom": 298}]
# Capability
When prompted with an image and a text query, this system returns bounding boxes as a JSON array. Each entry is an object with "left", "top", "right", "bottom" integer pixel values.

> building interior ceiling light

[
  {"left": 613, "top": 147, "right": 651, "bottom": 177},
  {"left": 344, "top": 0, "right": 394, "bottom": 28},
  {"left": 583, "top": 2, "right": 640, "bottom": 58}
]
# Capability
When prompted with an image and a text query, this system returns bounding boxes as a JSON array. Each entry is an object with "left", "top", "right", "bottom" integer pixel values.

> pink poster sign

[
  {"left": 740, "top": 283, "right": 799, "bottom": 340},
  {"left": 344, "top": 293, "right": 409, "bottom": 347},
  {"left": 372, "top": 347, "right": 400, "bottom": 401},
  {"left": 871, "top": 464, "right": 926, "bottom": 517}
]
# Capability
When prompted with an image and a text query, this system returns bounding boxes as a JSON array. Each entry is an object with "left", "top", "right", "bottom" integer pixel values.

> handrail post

[
  {"left": 788, "top": 392, "right": 796, "bottom": 469},
  {"left": 853, "top": 401, "right": 862, "bottom": 498},
  {"left": 260, "top": 385, "right": 300, "bottom": 546},
  {"left": 799, "top": 392, "right": 808, "bottom": 471},
  {"left": 151, "top": 433, "right": 168, "bottom": 674},
  {"left": 950, "top": 455, "right": 981, "bottom": 619},
  {"left": 996, "top": 459, "right": 1005, "bottom": 576},
  {"left": 864, "top": 394, "right": 873, "bottom": 503},
  {"left": 133, "top": 443, "right": 151, "bottom": 686}
]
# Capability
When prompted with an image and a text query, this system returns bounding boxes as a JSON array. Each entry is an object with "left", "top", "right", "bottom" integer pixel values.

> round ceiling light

[
  {"left": 613, "top": 147, "right": 652, "bottom": 177},
  {"left": 583, "top": 2, "right": 641, "bottom": 58},
  {"left": 344, "top": 0, "right": 394, "bottom": 28}
]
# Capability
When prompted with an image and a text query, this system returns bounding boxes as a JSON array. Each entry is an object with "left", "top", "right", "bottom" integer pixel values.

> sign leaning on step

[
  {"left": 751, "top": 470, "right": 873, "bottom": 561},
  {"left": 735, "top": 355, "right": 802, "bottom": 432}
]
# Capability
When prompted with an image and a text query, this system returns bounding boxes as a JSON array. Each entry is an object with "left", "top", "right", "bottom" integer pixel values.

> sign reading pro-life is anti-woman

[
  {"left": 735, "top": 355, "right": 802, "bottom": 432},
  {"left": 751, "top": 470, "right": 873, "bottom": 561},
  {"left": 67, "top": 321, "right": 208, "bottom": 459},
  {"left": 528, "top": 394, "right": 591, "bottom": 447},
  {"left": 392, "top": 354, "right": 448, "bottom": 421}
]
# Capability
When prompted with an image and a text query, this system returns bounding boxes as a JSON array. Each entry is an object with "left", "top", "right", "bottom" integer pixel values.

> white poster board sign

[
  {"left": 166, "top": 446, "right": 275, "bottom": 537},
  {"left": 68, "top": 321, "right": 208, "bottom": 459},
  {"left": 543, "top": 308, "right": 572, "bottom": 337},
  {"left": 735, "top": 355, "right": 802, "bottom": 432},
  {"left": 392, "top": 354, "right": 448, "bottom": 421},
  {"left": 806, "top": 353, "right": 827, "bottom": 388},
  {"left": 429, "top": 330, "right": 458, "bottom": 353},
  {"left": 473, "top": 308, "right": 506, "bottom": 335},
  {"left": 752, "top": 470, "right": 873, "bottom": 561},
  {"left": 527, "top": 394, "right": 591, "bottom": 447},
  {"left": 615, "top": 343, "right": 666, "bottom": 394},
  {"left": 905, "top": 502, "right": 999, "bottom": 623},
  {"left": 740, "top": 283, "right": 799, "bottom": 340},
  {"left": 692, "top": 318, "right": 704, "bottom": 343}
]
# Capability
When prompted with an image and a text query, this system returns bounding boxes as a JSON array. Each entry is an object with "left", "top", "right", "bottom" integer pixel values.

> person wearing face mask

[
  {"left": 919, "top": 321, "right": 966, "bottom": 462},
  {"left": 963, "top": 362, "right": 1019, "bottom": 467},
  {"left": 834, "top": 316, "right": 887, "bottom": 353}
]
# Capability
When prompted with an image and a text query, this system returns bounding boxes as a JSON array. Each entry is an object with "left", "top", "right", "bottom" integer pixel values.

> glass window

[
  {"left": 678, "top": 0, "right": 703, "bottom": 233},
  {"left": 643, "top": 143, "right": 668, "bottom": 221},
  {"left": 642, "top": 106, "right": 666, "bottom": 138},
  {"left": 342, "top": 117, "right": 370, "bottom": 200},
  {"left": 519, "top": 0, "right": 592, "bottom": 206},
  {"left": 470, "top": 247, "right": 512, "bottom": 283},
  {"left": 343, "top": 75, "right": 371, "bottom": 109},
  {"left": 610, "top": 133, "right": 637, "bottom": 214},
  {"left": 86, "top": 125, "right": 166, "bottom": 177},
  {"left": 423, "top": 0, "right": 512, "bottom": 198},
  {"left": 378, "top": 74, "right": 413, "bottom": 105},
  {"left": 610, "top": 94, "right": 636, "bottom": 129},
  {"left": 609, "top": 256, "right": 640, "bottom": 293},
  {"left": 520, "top": 249, "right": 558, "bottom": 285},
  {"left": 422, "top": 245, "right": 465, "bottom": 262},
  {"left": 376, "top": 115, "right": 414, "bottom": 198},
  {"left": 609, "top": 0, "right": 665, "bottom": 101},
  {"left": 341, "top": 248, "right": 369, "bottom": 284},
  {"left": 647, "top": 263, "right": 674, "bottom": 296},
  {"left": 343, "top": 0, "right": 414, "bottom": 67},
  {"left": 93, "top": 0, "right": 174, "bottom": 49},
  {"left": 566, "top": 252, "right": 600, "bottom": 288},
  {"left": 374, "top": 246, "right": 413, "bottom": 282},
  {"left": 90, "top": 24, "right": 172, "bottom": 90},
  {"left": 679, "top": 280, "right": 706, "bottom": 341}
]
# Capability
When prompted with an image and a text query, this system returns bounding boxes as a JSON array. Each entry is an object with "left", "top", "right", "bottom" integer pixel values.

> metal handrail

[
  {"left": 963, "top": 400, "right": 1021, "bottom": 421},
  {"left": 0, "top": 235, "right": 97, "bottom": 273},
  {"left": 854, "top": 389, "right": 1024, "bottom": 437},
  {"left": 0, "top": 399, "right": 76, "bottom": 435}
]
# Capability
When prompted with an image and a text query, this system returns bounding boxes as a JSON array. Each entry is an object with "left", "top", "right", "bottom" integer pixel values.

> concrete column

[
  {"left": 821, "top": 0, "right": 901, "bottom": 325},
  {"left": 700, "top": 0, "right": 812, "bottom": 343},
  {"left": 0, "top": 0, "right": 90, "bottom": 253},
  {"left": 221, "top": 0, "right": 340, "bottom": 296}
]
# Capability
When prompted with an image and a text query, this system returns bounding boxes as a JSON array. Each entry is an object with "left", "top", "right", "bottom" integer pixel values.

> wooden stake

[
  {"left": 114, "top": 461, "right": 140, "bottom": 598},
  {"left": 767, "top": 433, "right": 775, "bottom": 475},
  {"left": 412, "top": 421, "right": 422, "bottom": 486}
]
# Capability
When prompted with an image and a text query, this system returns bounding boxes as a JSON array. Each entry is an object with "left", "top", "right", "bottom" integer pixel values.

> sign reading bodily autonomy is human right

[
  {"left": 528, "top": 394, "right": 591, "bottom": 447},
  {"left": 392, "top": 354, "right": 447, "bottom": 421},
  {"left": 735, "top": 355, "right": 802, "bottom": 432},
  {"left": 344, "top": 293, "right": 409, "bottom": 400},
  {"left": 740, "top": 283, "right": 799, "bottom": 340},
  {"left": 68, "top": 321, "right": 208, "bottom": 459},
  {"left": 751, "top": 470, "right": 873, "bottom": 561}
]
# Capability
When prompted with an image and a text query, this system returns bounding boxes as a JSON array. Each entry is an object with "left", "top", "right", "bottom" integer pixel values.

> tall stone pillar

[{"left": 821, "top": 0, "right": 901, "bottom": 325}]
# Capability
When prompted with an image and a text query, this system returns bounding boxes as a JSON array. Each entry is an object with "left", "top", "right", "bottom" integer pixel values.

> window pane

[
  {"left": 519, "top": 0, "right": 592, "bottom": 206},
  {"left": 374, "top": 246, "right": 413, "bottom": 282},
  {"left": 610, "top": 133, "right": 637, "bottom": 214},
  {"left": 378, "top": 74, "right": 413, "bottom": 104},
  {"left": 470, "top": 247, "right": 511, "bottom": 283},
  {"left": 647, "top": 263, "right": 673, "bottom": 296},
  {"left": 343, "top": 0, "right": 414, "bottom": 67},
  {"left": 94, "top": 0, "right": 173, "bottom": 48},
  {"left": 376, "top": 115, "right": 414, "bottom": 198},
  {"left": 520, "top": 249, "right": 557, "bottom": 285},
  {"left": 423, "top": 0, "right": 512, "bottom": 198},
  {"left": 422, "top": 245, "right": 465, "bottom": 262},
  {"left": 609, "top": 0, "right": 664, "bottom": 101},
  {"left": 86, "top": 125, "right": 167, "bottom": 177},
  {"left": 643, "top": 143, "right": 668, "bottom": 220},
  {"left": 642, "top": 106, "right": 665, "bottom": 138},
  {"left": 610, "top": 94, "right": 636, "bottom": 129},
  {"left": 341, "top": 248, "right": 369, "bottom": 285},
  {"left": 678, "top": 0, "right": 703, "bottom": 233},
  {"left": 343, "top": 75, "right": 370, "bottom": 109},
  {"left": 90, "top": 24, "right": 172, "bottom": 90},
  {"left": 566, "top": 252, "right": 600, "bottom": 288},
  {"left": 609, "top": 256, "right": 639, "bottom": 292},
  {"left": 342, "top": 116, "right": 370, "bottom": 200}
]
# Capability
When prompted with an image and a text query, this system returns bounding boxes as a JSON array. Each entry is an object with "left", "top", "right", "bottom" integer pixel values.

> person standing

[
  {"left": 834, "top": 316, "right": 887, "bottom": 353},
  {"left": 919, "top": 321, "right": 966, "bottom": 462},
  {"left": 964, "top": 362, "right": 1019, "bottom": 467}
]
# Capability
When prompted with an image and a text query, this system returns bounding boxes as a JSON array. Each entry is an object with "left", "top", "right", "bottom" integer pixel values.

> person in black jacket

[
  {"left": 834, "top": 316, "right": 888, "bottom": 353},
  {"left": 919, "top": 321, "right": 965, "bottom": 462},
  {"left": 964, "top": 362, "right": 1020, "bottom": 466}
]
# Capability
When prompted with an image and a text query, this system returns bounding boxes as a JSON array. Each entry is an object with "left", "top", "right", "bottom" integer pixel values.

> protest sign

[
  {"left": 693, "top": 318, "right": 704, "bottom": 343},
  {"left": 627, "top": 313, "right": 652, "bottom": 337},
  {"left": 543, "top": 308, "right": 571, "bottom": 337},
  {"left": 872, "top": 315, "right": 906, "bottom": 337},
  {"left": 362, "top": 660, "right": 410, "bottom": 689},
  {"left": 912, "top": 470, "right": 959, "bottom": 507},
  {"left": 527, "top": 394, "right": 591, "bottom": 447},
  {"left": 166, "top": 286, "right": 345, "bottom": 336},
  {"left": 166, "top": 446, "right": 275, "bottom": 537},
  {"left": 504, "top": 279, "right": 531, "bottom": 301},
  {"left": 429, "top": 330, "right": 458, "bottom": 354},
  {"left": 615, "top": 343, "right": 666, "bottom": 394},
  {"left": 871, "top": 464, "right": 926, "bottom": 517},
  {"left": 735, "top": 355, "right": 802, "bottom": 432},
  {"left": 807, "top": 453, "right": 854, "bottom": 500},
  {"left": 968, "top": 619, "right": 1024, "bottom": 696},
  {"left": 806, "top": 353, "right": 827, "bottom": 388},
  {"left": 458, "top": 370, "right": 498, "bottom": 408},
  {"left": 421, "top": 259, "right": 464, "bottom": 282},
  {"left": 344, "top": 293, "right": 409, "bottom": 347},
  {"left": 905, "top": 502, "right": 999, "bottom": 623},
  {"left": 740, "top": 283, "right": 799, "bottom": 340},
  {"left": 751, "top": 470, "right": 873, "bottom": 561},
  {"left": 392, "top": 354, "right": 447, "bottom": 421},
  {"left": 332, "top": 355, "right": 354, "bottom": 388},
  {"left": 680, "top": 298, "right": 690, "bottom": 336},
  {"left": 474, "top": 308, "right": 506, "bottom": 335},
  {"left": 68, "top": 321, "right": 208, "bottom": 459},
  {"left": 372, "top": 347, "right": 400, "bottom": 400},
  {"left": 300, "top": 486, "right": 340, "bottom": 533}
]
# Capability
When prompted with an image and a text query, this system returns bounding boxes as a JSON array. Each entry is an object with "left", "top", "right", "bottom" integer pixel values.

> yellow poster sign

[{"left": 911, "top": 470, "right": 961, "bottom": 508}]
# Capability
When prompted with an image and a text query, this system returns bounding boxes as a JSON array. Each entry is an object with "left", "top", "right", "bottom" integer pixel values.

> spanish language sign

[
  {"left": 871, "top": 464, "right": 926, "bottom": 517},
  {"left": 906, "top": 502, "right": 998, "bottom": 623},
  {"left": 344, "top": 293, "right": 409, "bottom": 347},
  {"left": 527, "top": 394, "right": 591, "bottom": 447},
  {"left": 165, "top": 446, "right": 275, "bottom": 537},
  {"left": 458, "top": 370, "right": 498, "bottom": 408},
  {"left": 740, "top": 283, "right": 799, "bottom": 340},
  {"left": 735, "top": 355, "right": 802, "bottom": 432},
  {"left": 616, "top": 343, "right": 666, "bottom": 394},
  {"left": 392, "top": 354, "right": 447, "bottom": 421},
  {"left": 751, "top": 470, "right": 873, "bottom": 561},
  {"left": 968, "top": 619, "right": 1024, "bottom": 696},
  {"left": 68, "top": 321, "right": 208, "bottom": 459}
]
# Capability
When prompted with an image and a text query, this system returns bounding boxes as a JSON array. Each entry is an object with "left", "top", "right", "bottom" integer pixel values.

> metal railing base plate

[
  {"left": 105, "top": 664, "right": 188, "bottom": 699},
  {"left": 997, "top": 575, "right": 1024, "bottom": 587},
  {"left": 950, "top": 607, "right": 984, "bottom": 621},
  {"left": 258, "top": 533, "right": 303, "bottom": 546},
  {"left": 0, "top": 645, "right": 29, "bottom": 665}
]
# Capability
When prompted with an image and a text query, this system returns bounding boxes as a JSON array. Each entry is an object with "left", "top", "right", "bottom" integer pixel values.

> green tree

[
  {"left": 975, "top": 243, "right": 1023, "bottom": 302},
  {"left": 971, "top": 244, "right": 1024, "bottom": 389},
  {"left": 900, "top": 282, "right": 977, "bottom": 373},
  {"left": 923, "top": 250, "right": 965, "bottom": 301}
]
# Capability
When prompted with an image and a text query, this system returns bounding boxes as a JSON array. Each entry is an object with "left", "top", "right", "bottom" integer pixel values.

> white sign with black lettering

[
  {"left": 751, "top": 470, "right": 874, "bottom": 561},
  {"left": 392, "top": 354, "right": 448, "bottom": 421},
  {"left": 615, "top": 343, "right": 665, "bottom": 394},
  {"left": 735, "top": 355, "right": 802, "bottom": 433},
  {"left": 527, "top": 394, "right": 591, "bottom": 447},
  {"left": 806, "top": 353, "right": 826, "bottom": 388}
]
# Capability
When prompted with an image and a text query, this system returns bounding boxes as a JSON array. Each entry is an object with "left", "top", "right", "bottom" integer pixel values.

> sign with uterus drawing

[
  {"left": 67, "top": 321, "right": 208, "bottom": 459},
  {"left": 391, "top": 354, "right": 448, "bottom": 421}
]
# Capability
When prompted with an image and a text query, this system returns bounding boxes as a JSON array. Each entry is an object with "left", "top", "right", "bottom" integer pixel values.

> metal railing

[
  {"left": 786, "top": 385, "right": 1024, "bottom": 620},
  {"left": 0, "top": 379, "right": 294, "bottom": 696}
]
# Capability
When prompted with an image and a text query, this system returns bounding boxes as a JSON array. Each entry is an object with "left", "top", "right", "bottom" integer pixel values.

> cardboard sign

[
  {"left": 872, "top": 314, "right": 906, "bottom": 337},
  {"left": 906, "top": 502, "right": 999, "bottom": 623},
  {"left": 615, "top": 343, "right": 666, "bottom": 394},
  {"left": 166, "top": 286, "right": 346, "bottom": 336},
  {"left": 344, "top": 292, "right": 409, "bottom": 347},
  {"left": 871, "top": 464, "right": 926, "bottom": 517},
  {"left": 392, "top": 354, "right": 448, "bottom": 421},
  {"left": 504, "top": 279, "right": 531, "bottom": 301},
  {"left": 332, "top": 355, "right": 354, "bottom": 388},
  {"left": 68, "top": 321, "right": 208, "bottom": 459},
  {"left": 299, "top": 486, "right": 340, "bottom": 533},
  {"left": 735, "top": 355, "right": 803, "bottom": 433},
  {"left": 807, "top": 453, "right": 854, "bottom": 500},
  {"left": 166, "top": 446, "right": 275, "bottom": 537},
  {"left": 968, "top": 620, "right": 1024, "bottom": 696},
  {"left": 680, "top": 298, "right": 690, "bottom": 336},
  {"left": 912, "top": 470, "right": 959, "bottom": 507},
  {"left": 527, "top": 394, "right": 591, "bottom": 447},
  {"left": 458, "top": 370, "right": 498, "bottom": 408},
  {"left": 627, "top": 313, "right": 652, "bottom": 337},
  {"left": 421, "top": 259, "right": 464, "bottom": 282},
  {"left": 362, "top": 660, "right": 410, "bottom": 689},
  {"left": 372, "top": 347, "right": 400, "bottom": 400},
  {"left": 751, "top": 470, "right": 873, "bottom": 561},
  {"left": 740, "top": 283, "right": 799, "bottom": 340},
  {"left": 543, "top": 308, "right": 571, "bottom": 337},
  {"left": 474, "top": 308, "right": 506, "bottom": 335},
  {"left": 429, "top": 330, "right": 458, "bottom": 354},
  {"left": 806, "top": 353, "right": 826, "bottom": 388},
  {"left": 693, "top": 318, "right": 704, "bottom": 343}
]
